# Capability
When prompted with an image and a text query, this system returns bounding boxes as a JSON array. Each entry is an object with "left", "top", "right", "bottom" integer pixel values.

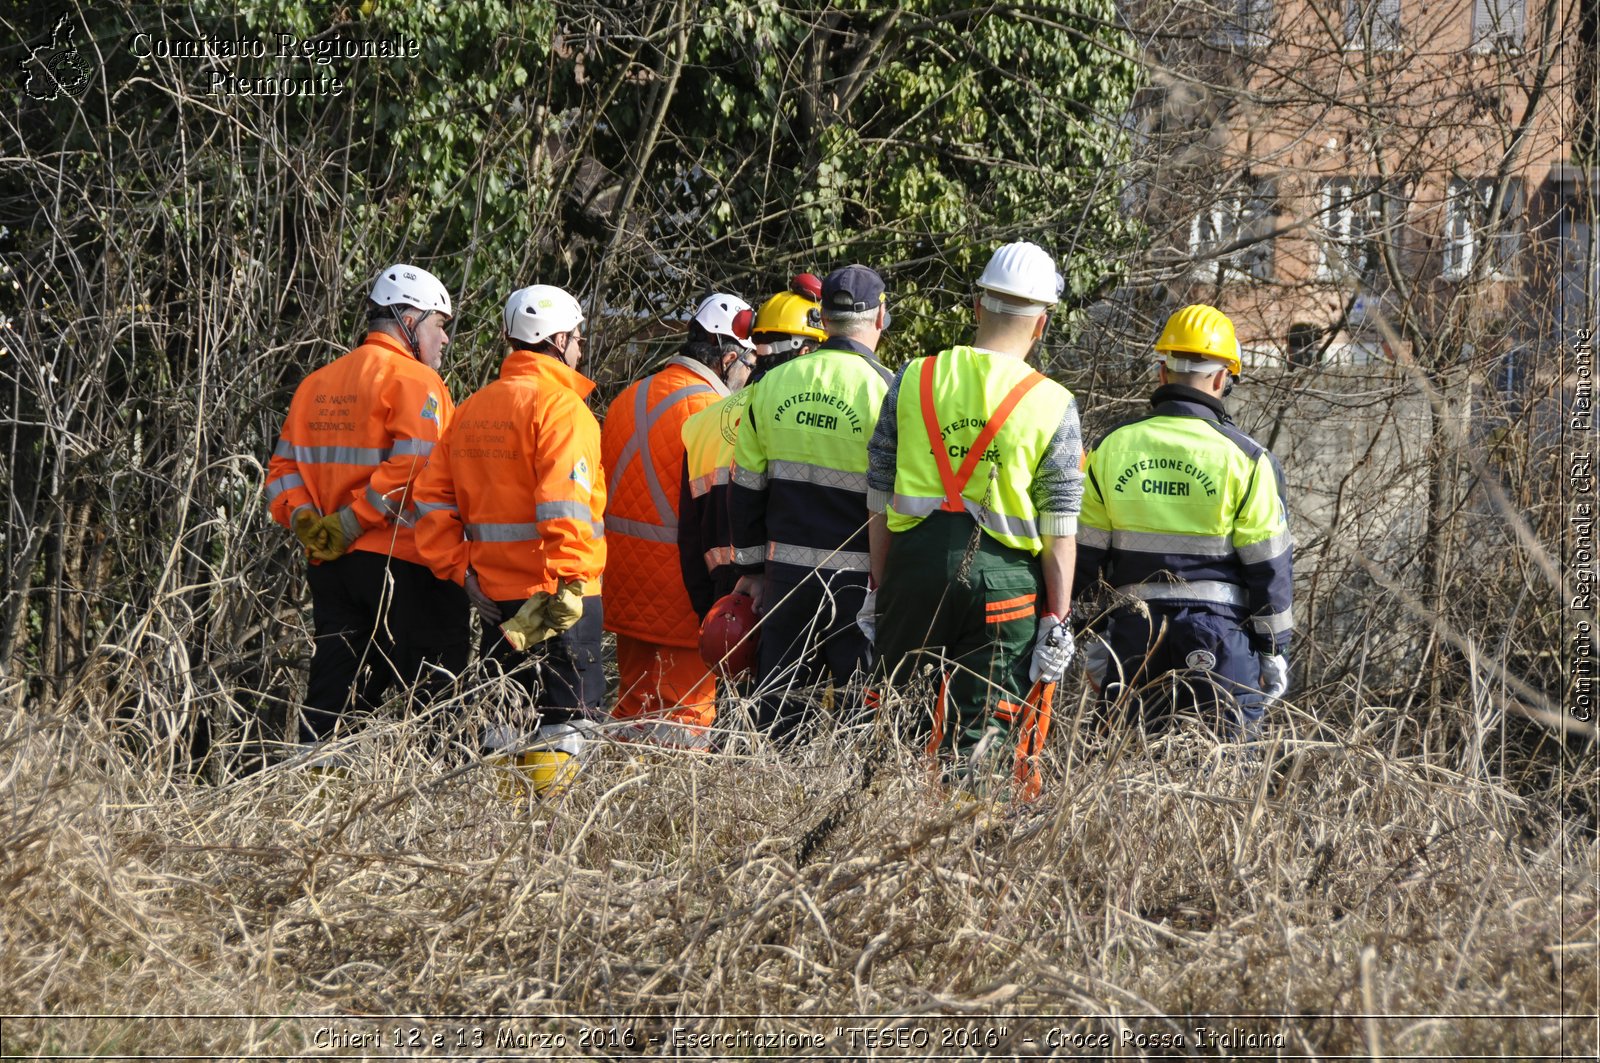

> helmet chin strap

[{"left": 396, "top": 307, "right": 429, "bottom": 360}]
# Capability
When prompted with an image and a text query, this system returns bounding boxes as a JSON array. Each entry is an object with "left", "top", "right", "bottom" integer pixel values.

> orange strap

[
  {"left": 1012, "top": 680, "right": 1055, "bottom": 803},
  {"left": 919, "top": 359, "right": 1046, "bottom": 512}
]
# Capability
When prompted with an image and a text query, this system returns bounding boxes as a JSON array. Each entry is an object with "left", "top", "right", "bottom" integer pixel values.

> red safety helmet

[
  {"left": 790, "top": 272, "right": 823, "bottom": 301},
  {"left": 699, "top": 592, "right": 759, "bottom": 678}
]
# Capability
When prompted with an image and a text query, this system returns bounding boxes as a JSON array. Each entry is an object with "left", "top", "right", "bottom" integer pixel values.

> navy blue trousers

[{"left": 1098, "top": 604, "right": 1264, "bottom": 740}]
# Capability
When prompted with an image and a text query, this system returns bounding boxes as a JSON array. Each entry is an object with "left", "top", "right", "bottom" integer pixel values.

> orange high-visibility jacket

[
  {"left": 412, "top": 351, "right": 606, "bottom": 602},
  {"left": 601, "top": 355, "right": 728, "bottom": 646},
  {"left": 265, "top": 331, "right": 453, "bottom": 567}
]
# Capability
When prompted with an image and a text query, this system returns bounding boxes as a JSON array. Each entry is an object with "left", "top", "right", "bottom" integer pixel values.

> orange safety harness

[{"left": 918, "top": 357, "right": 1045, "bottom": 510}]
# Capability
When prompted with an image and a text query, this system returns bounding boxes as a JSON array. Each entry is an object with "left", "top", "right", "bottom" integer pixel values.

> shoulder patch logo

[
  {"left": 569, "top": 457, "right": 593, "bottom": 493},
  {"left": 719, "top": 399, "right": 742, "bottom": 445},
  {"left": 420, "top": 394, "right": 440, "bottom": 424}
]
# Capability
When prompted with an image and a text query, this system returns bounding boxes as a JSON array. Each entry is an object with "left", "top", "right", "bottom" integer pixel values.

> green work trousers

[{"left": 874, "top": 511, "right": 1042, "bottom": 778}]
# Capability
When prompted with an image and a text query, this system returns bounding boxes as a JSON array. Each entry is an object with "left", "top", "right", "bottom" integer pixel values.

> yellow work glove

[
  {"left": 308, "top": 509, "right": 359, "bottom": 562},
  {"left": 500, "top": 591, "right": 556, "bottom": 651},
  {"left": 290, "top": 506, "right": 325, "bottom": 553},
  {"left": 500, "top": 580, "right": 587, "bottom": 651},
  {"left": 292, "top": 504, "right": 346, "bottom": 562},
  {"left": 543, "top": 578, "right": 586, "bottom": 631}
]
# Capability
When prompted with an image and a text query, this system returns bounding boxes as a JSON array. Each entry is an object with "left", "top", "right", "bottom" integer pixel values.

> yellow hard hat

[
  {"left": 754, "top": 290, "right": 826, "bottom": 343},
  {"left": 1154, "top": 304, "right": 1242, "bottom": 376}
]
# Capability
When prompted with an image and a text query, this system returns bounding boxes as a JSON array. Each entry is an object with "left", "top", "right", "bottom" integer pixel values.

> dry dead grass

[{"left": 1, "top": 675, "right": 1596, "bottom": 1060}]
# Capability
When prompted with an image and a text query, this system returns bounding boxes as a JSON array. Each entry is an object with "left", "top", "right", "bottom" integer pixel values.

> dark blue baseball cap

[{"left": 820, "top": 265, "right": 887, "bottom": 313}]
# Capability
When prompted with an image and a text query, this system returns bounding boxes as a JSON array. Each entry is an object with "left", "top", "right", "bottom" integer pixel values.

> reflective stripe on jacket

[
  {"left": 886, "top": 346, "right": 1070, "bottom": 556},
  {"left": 411, "top": 350, "right": 605, "bottom": 602},
  {"left": 677, "top": 390, "right": 748, "bottom": 618},
  {"left": 729, "top": 339, "right": 889, "bottom": 577},
  {"left": 264, "top": 331, "right": 453, "bottom": 566},
  {"left": 1075, "top": 385, "right": 1293, "bottom": 653},
  {"left": 601, "top": 356, "right": 726, "bottom": 646}
]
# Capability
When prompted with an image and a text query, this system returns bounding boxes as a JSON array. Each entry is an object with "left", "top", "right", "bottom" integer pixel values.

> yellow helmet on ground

[
  {"left": 754, "top": 289, "right": 826, "bottom": 343},
  {"left": 1154, "top": 304, "right": 1242, "bottom": 376}
]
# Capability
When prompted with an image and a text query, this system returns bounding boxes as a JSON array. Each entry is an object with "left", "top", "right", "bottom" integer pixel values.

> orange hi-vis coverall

[
  {"left": 601, "top": 355, "right": 728, "bottom": 746},
  {"left": 265, "top": 331, "right": 454, "bottom": 562},
  {"left": 265, "top": 330, "right": 466, "bottom": 744},
  {"left": 411, "top": 350, "right": 606, "bottom": 601}
]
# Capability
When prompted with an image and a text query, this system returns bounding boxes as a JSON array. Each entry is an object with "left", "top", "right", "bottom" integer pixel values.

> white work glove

[
  {"left": 1081, "top": 634, "right": 1111, "bottom": 691},
  {"left": 856, "top": 588, "right": 877, "bottom": 642},
  {"left": 464, "top": 569, "right": 502, "bottom": 623},
  {"left": 1029, "top": 613, "right": 1076, "bottom": 684},
  {"left": 1258, "top": 653, "right": 1289, "bottom": 705}
]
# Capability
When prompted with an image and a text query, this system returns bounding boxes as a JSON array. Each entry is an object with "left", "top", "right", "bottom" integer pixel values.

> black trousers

[
  {"left": 301, "top": 552, "right": 470, "bottom": 743},
  {"left": 754, "top": 566, "right": 872, "bottom": 742},
  {"left": 477, "top": 595, "right": 606, "bottom": 735}
]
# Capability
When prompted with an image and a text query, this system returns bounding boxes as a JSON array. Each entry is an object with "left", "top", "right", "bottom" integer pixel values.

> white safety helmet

[
  {"left": 691, "top": 293, "right": 757, "bottom": 351},
  {"left": 504, "top": 284, "right": 584, "bottom": 346},
  {"left": 370, "top": 263, "right": 452, "bottom": 318},
  {"left": 975, "top": 241, "right": 1064, "bottom": 316}
]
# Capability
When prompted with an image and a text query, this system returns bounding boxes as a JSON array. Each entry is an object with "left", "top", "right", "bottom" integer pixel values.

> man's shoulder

[
  {"left": 790, "top": 347, "right": 892, "bottom": 390},
  {"left": 1089, "top": 408, "right": 1163, "bottom": 452},
  {"left": 1200, "top": 418, "right": 1270, "bottom": 463},
  {"left": 1033, "top": 372, "right": 1071, "bottom": 403},
  {"left": 759, "top": 354, "right": 811, "bottom": 382},
  {"left": 365, "top": 345, "right": 445, "bottom": 393},
  {"left": 686, "top": 389, "right": 740, "bottom": 423},
  {"left": 547, "top": 384, "right": 601, "bottom": 435},
  {"left": 293, "top": 345, "right": 381, "bottom": 399},
  {"left": 656, "top": 358, "right": 720, "bottom": 391},
  {"left": 1101, "top": 409, "right": 1271, "bottom": 465},
  {"left": 485, "top": 374, "right": 567, "bottom": 416}
]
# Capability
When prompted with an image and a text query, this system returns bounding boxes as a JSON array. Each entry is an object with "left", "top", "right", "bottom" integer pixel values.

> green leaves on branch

[{"left": 549, "top": 0, "right": 1140, "bottom": 358}]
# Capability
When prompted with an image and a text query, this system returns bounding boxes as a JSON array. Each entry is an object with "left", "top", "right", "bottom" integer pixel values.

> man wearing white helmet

[
  {"left": 866, "top": 242, "right": 1082, "bottom": 795},
  {"left": 602, "top": 292, "right": 758, "bottom": 748},
  {"left": 413, "top": 285, "right": 606, "bottom": 795},
  {"left": 264, "top": 263, "right": 469, "bottom": 752}
]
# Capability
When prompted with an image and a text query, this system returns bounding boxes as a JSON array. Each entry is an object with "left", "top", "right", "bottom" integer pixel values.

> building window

[
  {"left": 1345, "top": 0, "right": 1402, "bottom": 50},
  {"left": 1189, "top": 176, "right": 1276, "bottom": 282},
  {"left": 1443, "top": 177, "right": 1522, "bottom": 280},
  {"left": 1316, "top": 177, "right": 1393, "bottom": 282},
  {"left": 1471, "top": 0, "right": 1525, "bottom": 52},
  {"left": 1210, "top": 1, "right": 1274, "bottom": 47}
]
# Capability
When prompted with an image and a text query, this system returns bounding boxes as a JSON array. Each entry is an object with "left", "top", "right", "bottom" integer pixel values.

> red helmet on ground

[{"left": 699, "top": 592, "right": 759, "bottom": 678}]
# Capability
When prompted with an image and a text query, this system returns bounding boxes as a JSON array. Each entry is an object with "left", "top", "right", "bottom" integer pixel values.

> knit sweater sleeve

[
  {"left": 1031, "top": 397, "right": 1084, "bottom": 536},
  {"left": 865, "top": 365, "right": 906, "bottom": 513}
]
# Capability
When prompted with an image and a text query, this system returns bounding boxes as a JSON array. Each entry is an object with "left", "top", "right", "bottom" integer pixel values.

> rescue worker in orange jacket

[
  {"left": 412, "top": 285, "right": 606, "bottom": 794},
  {"left": 264, "top": 263, "right": 469, "bottom": 751},
  {"left": 602, "top": 293, "right": 757, "bottom": 748}
]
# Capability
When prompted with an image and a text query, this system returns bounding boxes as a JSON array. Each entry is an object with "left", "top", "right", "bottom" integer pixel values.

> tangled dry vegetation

[{"left": 1, "top": 669, "right": 1595, "bottom": 1060}]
